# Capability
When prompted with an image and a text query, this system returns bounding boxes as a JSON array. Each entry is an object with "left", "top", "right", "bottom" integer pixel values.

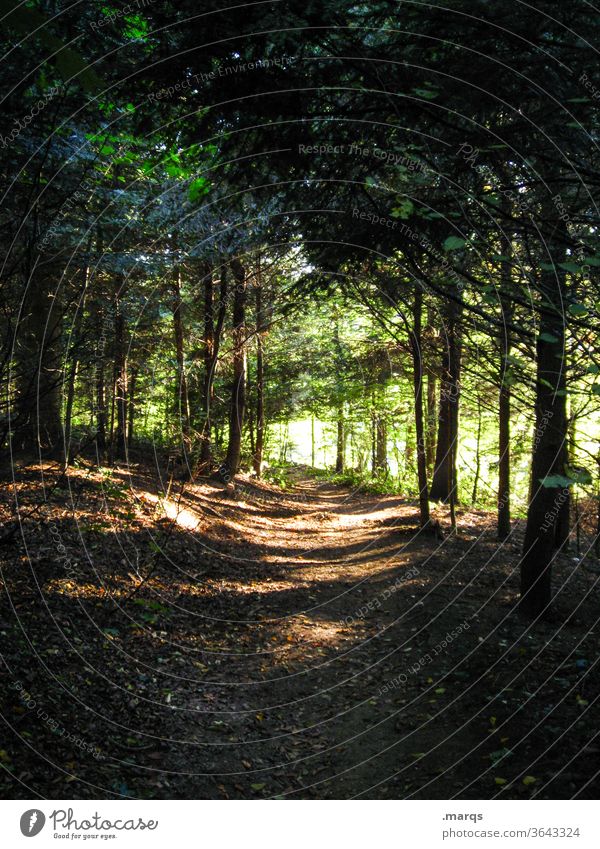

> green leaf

[
  {"left": 538, "top": 332, "right": 559, "bottom": 344},
  {"left": 189, "top": 177, "right": 210, "bottom": 203},
  {"left": 443, "top": 236, "right": 466, "bottom": 251},
  {"left": 540, "top": 474, "right": 576, "bottom": 489},
  {"left": 568, "top": 303, "right": 588, "bottom": 316},
  {"left": 391, "top": 199, "right": 414, "bottom": 219},
  {"left": 413, "top": 88, "right": 439, "bottom": 99},
  {"left": 250, "top": 783, "right": 266, "bottom": 791},
  {"left": 565, "top": 465, "right": 592, "bottom": 485}
]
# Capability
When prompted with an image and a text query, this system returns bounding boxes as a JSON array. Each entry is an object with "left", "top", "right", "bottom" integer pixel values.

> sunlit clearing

[{"left": 142, "top": 493, "right": 201, "bottom": 530}]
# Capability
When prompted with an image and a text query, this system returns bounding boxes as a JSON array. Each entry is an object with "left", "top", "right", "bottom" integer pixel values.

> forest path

[
  {"left": 2, "top": 463, "right": 597, "bottom": 799},
  {"left": 134, "top": 468, "right": 505, "bottom": 799}
]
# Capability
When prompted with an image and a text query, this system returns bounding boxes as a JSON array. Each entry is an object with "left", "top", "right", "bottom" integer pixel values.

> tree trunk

[
  {"left": 222, "top": 258, "right": 247, "bottom": 479},
  {"left": 472, "top": 393, "right": 482, "bottom": 506},
  {"left": 498, "top": 352, "right": 511, "bottom": 540},
  {"left": 95, "top": 356, "right": 107, "bottom": 456},
  {"left": 171, "top": 265, "right": 190, "bottom": 444},
  {"left": 411, "top": 288, "right": 430, "bottom": 527},
  {"left": 199, "top": 263, "right": 227, "bottom": 471},
  {"left": 426, "top": 369, "right": 437, "bottom": 475},
  {"left": 64, "top": 260, "right": 90, "bottom": 464},
  {"left": 335, "top": 407, "right": 345, "bottom": 473},
  {"left": 127, "top": 367, "right": 137, "bottom": 448},
  {"left": 112, "top": 278, "right": 127, "bottom": 461},
  {"left": 430, "top": 302, "right": 461, "bottom": 502},
  {"left": 520, "top": 227, "right": 569, "bottom": 616},
  {"left": 253, "top": 265, "right": 265, "bottom": 477},
  {"left": 498, "top": 203, "right": 513, "bottom": 539},
  {"left": 553, "top": 361, "right": 570, "bottom": 549},
  {"left": 15, "top": 264, "right": 62, "bottom": 452},
  {"left": 375, "top": 416, "right": 387, "bottom": 474}
]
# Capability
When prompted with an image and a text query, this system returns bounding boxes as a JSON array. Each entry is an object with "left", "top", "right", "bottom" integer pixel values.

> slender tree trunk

[
  {"left": 222, "top": 258, "right": 247, "bottom": 478},
  {"left": 430, "top": 359, "right": 452, "bottom": 501},
  {"left": 411, "top": 288, "right": 430, "bottom": 527},
  {"left": 430, "top": 302, "right": 461, "bottom": 501},
  {"left": 199, "top": 263, "right": 228, "bottom": 471},
  {"left": 553, "top": 362, "right": 570, "bottom": 549},
  {"left": 64, "top": 260, "right": 90, "bottom": 463},
  {"left": 16, "top": 263, "right": 62, "bottom": 452},
  {"left": 95, "top": 357, "right": 107, "bottom": 456},
  {"left": 498, "top": 191, "right": 513, "bottom": 539},
  {"left": 426, "top": 369, "right": 437, "bottom": 475},
  {"left": 472, "top": 393, "right": 482, "bottom": 506},
  {"left": 253, "top": 266, "right": 265, "bottom": 477},
  {"left": 127, "top": 367, "right": 137, "bottom": 448},
  {"left": 375, "top": 416, "right": 387, "bottom": 474},
  {"left": 595, "top": 468, "right": 600, "bottom": 558},
  {"left": 311, "top": 415, "right": 316, "bottom": 467},
  {"left": 335, "top": 406, "right": 345, "bottom": 473},
  {"left": 171, "top": 265, "right": 190, "bottom": 444},
  {"left": 112, "top": 278, "right": 127, "bottom": 461},
  {"left": 498, "top": 350, "right": 511, "bottom": 539},
  {"left": 520, "top": 224, "right": 569, "bottom": 616}
]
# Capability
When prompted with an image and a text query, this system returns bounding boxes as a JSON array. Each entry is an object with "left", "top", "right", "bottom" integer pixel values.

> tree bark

[
  {"left": 472, "top": 393, "right": 482, "bottom": 506},
  {"left": 111, "top": 277, "right": 127, "bottom": 461},
  {"left": 222, "top": 258, "right": 247, "bottom": 479},
  {"left": 375, "top": 415, "right": 387, "bottom": 474},
  {"left": 498, "top": 354, "right": 511, "bottom": 540},
  {"left": 127, "top": 367, "right": 137, "bottom": 448},
  {"left": 335, "top": 407, "right": 345, "bottom": 473},
  {"left": 411, "top": 288, "right": 430, "bottom": 527},
  {"left": 64, "top": 255, "right": 91, "bottom": 464},
  {"left": 426, "top": 369, "right": 437, "bottom": 475},
  {"left": 198, "top": 263, "right": 227, "bottom": 471},
  {"left": 171, "top": 265, "right": 190, "bottom": 444},
  {"left": 15, "top": 264, "right": 62, "bottom": 452},
  {"left": 253, "top": 262, "right": 265, "bottom": 477},
  {"left": 520, "top": 221, "right": 569, "bottom": 616},
  {"left": 430, "top": 302, "right": 461, "bottom": 502}
]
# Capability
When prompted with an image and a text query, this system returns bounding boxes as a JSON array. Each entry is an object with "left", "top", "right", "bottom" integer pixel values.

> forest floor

[{"left": 1, "top": 459, "right": 599, "bottom": 799}]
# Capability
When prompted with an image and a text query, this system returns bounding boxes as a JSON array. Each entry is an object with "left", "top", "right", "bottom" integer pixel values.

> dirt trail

[{"left": 1, "top": 465, "right": 598, "bottom": 799}]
